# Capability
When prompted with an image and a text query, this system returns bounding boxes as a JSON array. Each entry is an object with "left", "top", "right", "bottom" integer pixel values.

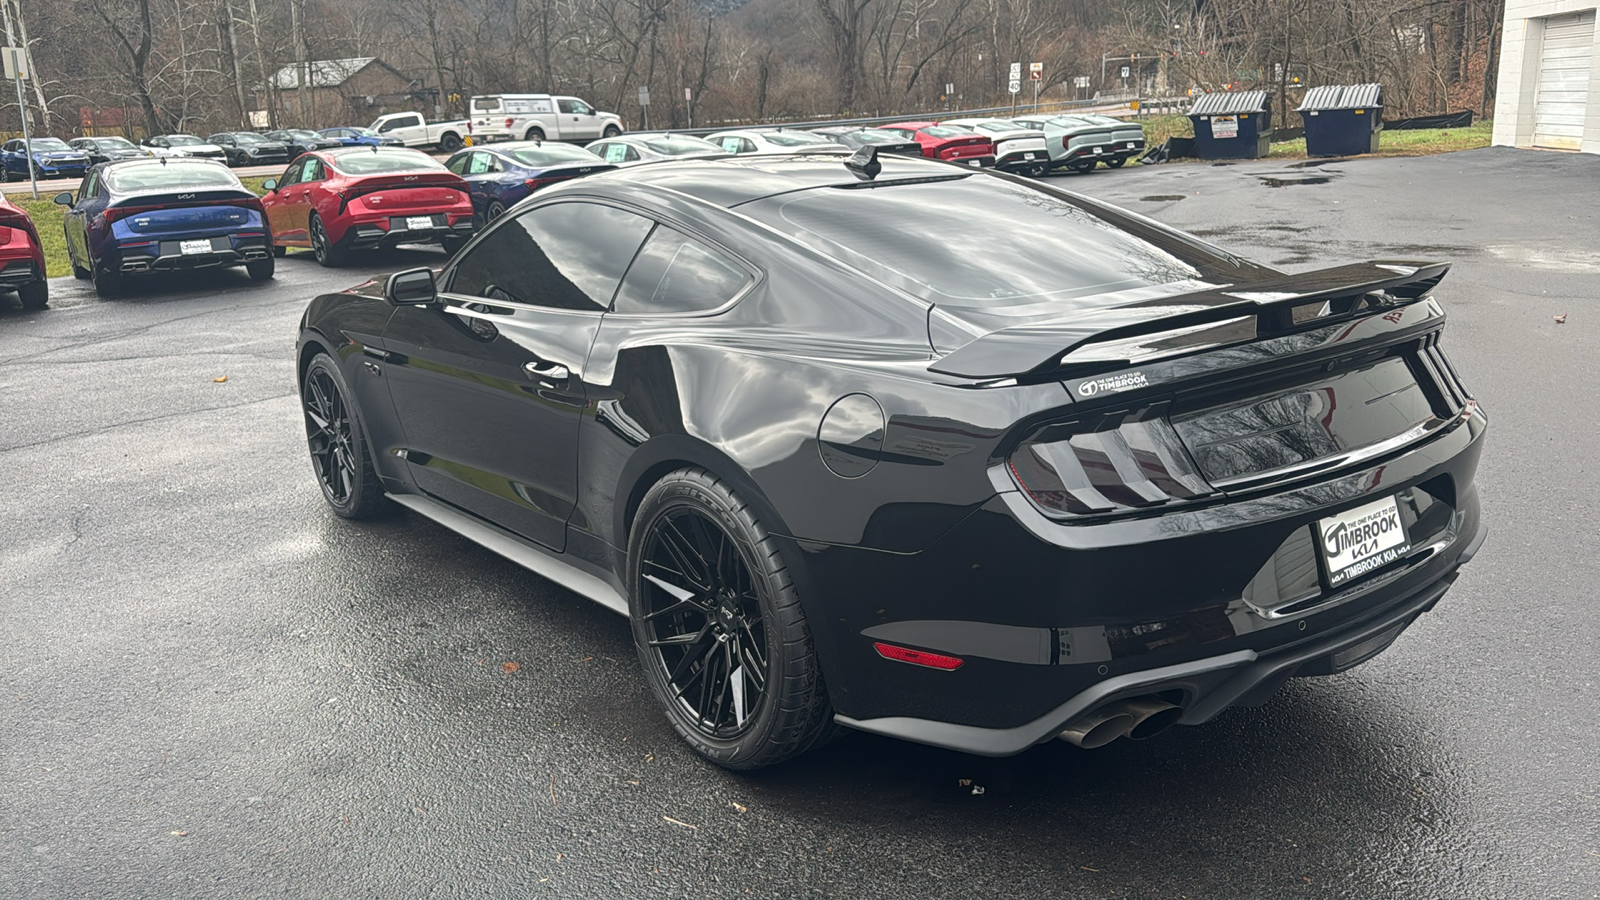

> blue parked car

[
  {"left": 442, "top": 141, "right": 615, "bottom": 223},
  {"left": 2, "top": 137, "right": 91, "bottom": 182},
  {"left": 317, "top": 127, "right": 402, "bottom": 148},
  {"left": 56, "top": 158, "right": 275, "bottom": 297}
]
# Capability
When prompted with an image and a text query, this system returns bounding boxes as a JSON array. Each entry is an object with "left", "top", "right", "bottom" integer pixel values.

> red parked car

[
  {"left": 875, "top": 121, "right": 996, "bottom": 168},
  {"left": 260, "top": 147, "right": 474, "bottom": 267},
  {"left": 0, "top": 192, "right": 47, "bottom": 309}
]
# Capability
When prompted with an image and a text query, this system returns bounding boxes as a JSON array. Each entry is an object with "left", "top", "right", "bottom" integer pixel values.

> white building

[{"left": 1493, "top": 2, "right": 1599, "bottom": 152}]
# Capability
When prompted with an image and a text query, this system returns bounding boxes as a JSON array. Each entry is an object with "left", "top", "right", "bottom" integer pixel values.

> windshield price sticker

[{"left": 1318, "top": 495, "right": 1410, "bottom": 587}]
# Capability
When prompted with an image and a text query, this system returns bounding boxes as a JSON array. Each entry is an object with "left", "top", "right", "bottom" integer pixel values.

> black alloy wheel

[
  {"left": 309, "top": 214, "right": 345, "bottom": 267},
  {"left": 301, "top": 354, "right": 384, "bottom": 518},
  {"left": 486, "top": 201, "right": 506, "bottom": 222},
  {"left": 440, "top": 133, "right": 463, "bottom": 153},
  {"left": 629, "top": 468, "right": 837, "bottom": 770},
  {"left": 91, "top": 254, "right": 122, "bottom": 298}
]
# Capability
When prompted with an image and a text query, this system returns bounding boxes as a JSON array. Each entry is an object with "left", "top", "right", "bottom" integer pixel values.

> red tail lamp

[{"left": 873, "top": 642, "right": 964, "bottom": 671}]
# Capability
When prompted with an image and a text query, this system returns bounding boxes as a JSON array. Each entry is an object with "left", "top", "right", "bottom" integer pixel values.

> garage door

[{"left": 1534, "top": 11, "right": 1596, "bottom": 150}]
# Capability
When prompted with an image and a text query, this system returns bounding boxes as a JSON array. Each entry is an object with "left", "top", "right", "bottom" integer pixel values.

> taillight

[
  {"left": 1008, "top": 409, "right": 1214, "bottom": 516},
  {"left": 504, "top": 117, "right": 514, "bottom": 129},
  {"left": 524, "top": 176, "right": 570, "bottom": 192},
  {"left": 1063, "top": 137, "right": 1071, "bottom": 149}
]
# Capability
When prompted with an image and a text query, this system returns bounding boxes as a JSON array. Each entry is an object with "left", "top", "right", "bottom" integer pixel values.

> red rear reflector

[{"left": 873, "top": 642, "right": 963, "bottom": 671}]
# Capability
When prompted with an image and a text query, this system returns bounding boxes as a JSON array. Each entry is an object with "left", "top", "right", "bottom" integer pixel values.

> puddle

[
  {"left": 1486, "top": 244, "right": 1600, "bottom": 273},
  {"left": 1139, "top": 195, "right": 1186, "bottom": 202},
  {"left": 1210, "top": 162, "right": 1236, "bottom": 167},
  {"left": 1287, "top": 160, "right": 1340, "bottom": 169},
  {"left": 1259, "top": 176, "right": 1332, "bottom": 187}
]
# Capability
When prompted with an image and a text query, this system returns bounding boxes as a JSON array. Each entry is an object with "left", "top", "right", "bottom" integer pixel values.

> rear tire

[
  {"left": 272, "top": 243, "right": 287, "bottom": 258},
  {"left": 1104, "top": 156, "right": 1128, "bottom": 169},
  {"left": 486, "top": 200, "right": 506, "bottom": 222},
  {"left": 309, "top": 213, "right": 346, "bottom": 268},
  {"left": 91, "top": 257, "right": 123, "bottom": 298},
  {"left": 628, "top": 467, "right": 838, "bottom": 771},
  {"left": 1068, "top": 159, "right": 1096, "bottom": 174},
  {"left": 246, "top": 254, "right": 275, "bottom": 281},
  {"left": 439, "top": 132, "right": 463, "bottom": 153},
  {"left": 301, "top": 353, "right": 386, "bottom": 519},
  {"left": 17, "top": 280, "right": 46, "bottom": 309},
  {"left": 524, "top": 127, "right": 545, "bottom": 142}
]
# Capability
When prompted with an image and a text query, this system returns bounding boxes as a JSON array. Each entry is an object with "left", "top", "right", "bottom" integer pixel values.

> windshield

[
  {"left": 642, "top": 137, "right": 721, "bottom": 156},
  {"left": 105, "top": 161, "right": 241, "bottom": 192},
  {"left": 347, "top": 127, "right": 378, "bottom": 137},
  {"left": 760, "top": 132, "right": 832, "bottom": 147},
  {"left": 507, "top": 144, "right": 601, "bottom": 166},
  {"left": 284, "top": 130, "right": 319, "bottom": 140},
  {"left": 472, "top": 97, "right": 501, "bottom": 111},
  {"left": 741, "top": 178, "right": 1257, "bottom": 311},
  {"left": 918, "top": 126, "right": 970, "bottom": 138},
  {"left": 328, "top": 149, "right": 445, "bottom": 175},
  {"left": 233, "top": 133, "right": 267, "bottom": 144},
  {"left": 167, "top": 135, "right": 206, "bottom": 146},
  {"left": 31, "top": 138, "right": 71, "bottom": 151},
  {"left": 98, "top": 137, "right": 137, "bottom": 149}
]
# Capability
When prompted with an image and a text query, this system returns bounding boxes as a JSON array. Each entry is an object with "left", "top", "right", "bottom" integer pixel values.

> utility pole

[
  {"left": 290, "top": 0, "right": 308, "bottom": 126},
  {"left": 221, "top": 0, "right": 249, "bottom": 129},
  {"left": 6, "top": 1, "right": 45, "bottom": 132},
  {"left": 246, "top": 0, "right": 276, "bottom": 128}
]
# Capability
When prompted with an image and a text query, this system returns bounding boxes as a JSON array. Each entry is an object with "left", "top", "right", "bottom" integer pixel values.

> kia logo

[
  {"left": 177, "top": 193, "right": 195, "bottom": 200},
  {"left": 404, "top": 175, "right": 418, "bottom": 181}
]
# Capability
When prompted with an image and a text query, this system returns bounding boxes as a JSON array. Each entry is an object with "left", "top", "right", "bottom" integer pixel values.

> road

[{"left": 1, "top": 148, "right": 1597, "bottom": 898}]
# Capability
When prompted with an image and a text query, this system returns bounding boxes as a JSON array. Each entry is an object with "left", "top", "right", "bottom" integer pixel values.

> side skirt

[{"left": 387, "top": 492, "right": 629, "bottom": 617}]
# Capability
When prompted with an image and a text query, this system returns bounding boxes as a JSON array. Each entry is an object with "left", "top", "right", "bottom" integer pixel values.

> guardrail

[{"left": 664, "top": 95, "right": 1191, "bottom": 136}]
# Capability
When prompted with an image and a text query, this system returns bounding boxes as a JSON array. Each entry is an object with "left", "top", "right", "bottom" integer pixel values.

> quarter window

[
  {"left": 467, "top": 152, "right": 498, "bottom": 175},
  {"left": 612, "top": 227, "right": 752, "bottom": 315},
  {"left": 447, "top": 202, "right": 653, "bottom": 312}
]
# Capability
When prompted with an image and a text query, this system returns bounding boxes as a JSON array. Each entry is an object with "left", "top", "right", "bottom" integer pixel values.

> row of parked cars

[
  {"left": 0, "top": 128, "right": 408, "bottom": 184},
  {"left": 2, "top": 109, "right": 1145, "bottom": 310}
]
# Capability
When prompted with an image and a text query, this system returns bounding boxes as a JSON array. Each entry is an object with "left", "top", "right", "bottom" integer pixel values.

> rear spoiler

[{"left": 929, "top": 260, "right": 1450, "bottom": 379}]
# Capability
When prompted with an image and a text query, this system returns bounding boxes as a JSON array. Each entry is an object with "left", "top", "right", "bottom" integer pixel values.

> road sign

[
  {"left": 1074, "top": 75, "right": 1090, "bottom": 89},
  {"left": 2, "top": 47, "right": 27, "bottom": 81},
  {"left": 1008, "top": 80, "right": 1021, "bottom": 94},
  {"left": 1029, "top": 61, "right": 1043, "bottom": 81},
  {"left": 1120, "top": 66, "right": 1131, "bottom": 79},
  {"left": 1009, "top": 62, "right": 1021, "bottom": 80},
  {"left": 637, "top": 86, "right": 650, "bottom": 106}
]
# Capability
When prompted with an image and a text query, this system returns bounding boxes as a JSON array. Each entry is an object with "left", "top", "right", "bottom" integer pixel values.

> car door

[
  {"left": 380, "top": 200, "right": 654, "bottom": 550},
  {"left": 265, "top": 157, "right": 309, "bottom": 243},
  {"left": 556, "top": 98, "right": 602, "bottom": 141},
  {"left": 461, "top": 151, "right": 503, "bottom": 218},
  {"left": 1, "top": 140, "right": 19, "bottom": 176},
  {"left": 62, "top": 169, "right": 100, "bottom": 269}
]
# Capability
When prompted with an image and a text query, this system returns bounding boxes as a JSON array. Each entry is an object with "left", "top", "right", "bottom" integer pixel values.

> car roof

[{"left": 582, "top": 153, "right": 967, "bottom": 209}]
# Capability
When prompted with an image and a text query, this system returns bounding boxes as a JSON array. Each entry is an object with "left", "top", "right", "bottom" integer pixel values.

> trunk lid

[{"left": 109, "top": 190, "right": 264, "bottom": 236}]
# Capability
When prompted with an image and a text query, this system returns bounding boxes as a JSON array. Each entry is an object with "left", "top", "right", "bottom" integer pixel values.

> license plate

[
  {"left": 1317, "top": 495, "right": 1410, "bottom": 587},
  {"left": 1023, "top": 153, "right": 1036, "bottom": 160},
  {"left": 967, "top": 159, "right": 981, "bottom": 167},
  {"left": 1092, "top": 147, "right": 1103, "bottom": 154},
  {"left": 406, "top": 216, "right": 435, "bottom": 230},
  {"left": 179, "top": 239, "right": 212, "bottom": 256},
  {"left": 1127, "top": 142, "right": 1137, "bottom": 148}
]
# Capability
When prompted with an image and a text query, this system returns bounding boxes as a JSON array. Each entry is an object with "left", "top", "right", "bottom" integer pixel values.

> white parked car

[
  {"left": 584, "top": 133, "right": 726, "bottom": 166},
  {"left": 940, "top": 118, "right": 1051, "bottom": 176},
  {"left": 469, "top": 94, "right": 624, "bottom": 144},
  {"left": 141, "top": 134, "right": 228, "bottom": 161},
  {"left": 369, "top": 112, "right": 470, "bottom": 153},
  {"left": 705, "top": 129, "right": 848, "bottom": 155}
]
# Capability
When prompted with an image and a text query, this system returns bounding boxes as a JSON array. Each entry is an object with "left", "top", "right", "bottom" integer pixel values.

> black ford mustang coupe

[{"left": 296, "top": 149, "right": 1487, "bottom": 769}]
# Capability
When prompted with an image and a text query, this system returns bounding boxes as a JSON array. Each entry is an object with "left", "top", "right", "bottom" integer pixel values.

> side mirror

[
  {"left": 53, "top": 191, "right": 73, "bottom": 207},
  {"left": 261, "top": 178, "right": 278, "bottom": 192},
  {"left": 385, "top": 267, "right": 437, "bottom": 305}
]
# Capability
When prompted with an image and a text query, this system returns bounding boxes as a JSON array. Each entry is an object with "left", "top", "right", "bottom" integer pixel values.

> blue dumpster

[
  {"left": 1187, "top": 91, "right": 1273, "bottom": 159},
  {"left": 1298, "top": 84, "right": 1383, "bottom": 157}
]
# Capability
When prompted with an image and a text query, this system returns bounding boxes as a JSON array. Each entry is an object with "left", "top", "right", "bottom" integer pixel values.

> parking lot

[{"left": 2, "top": 147, "right": 1596, "bottom": 898}]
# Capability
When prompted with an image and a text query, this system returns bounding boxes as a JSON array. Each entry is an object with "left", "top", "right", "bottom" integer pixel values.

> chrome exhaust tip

[
  {"left": 1119, "top": 698, "right": 1183, "bottom": 740},
  {"left": 1057, "top": 709, "right": 1134, "bottom": 749}
]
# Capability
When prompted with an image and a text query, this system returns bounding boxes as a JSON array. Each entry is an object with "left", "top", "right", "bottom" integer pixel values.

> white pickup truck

[
  {"left": 369, "top": 112, "right": 470, "bottom": 152},
  {"left": 467, "top": 94, "right": 625, "bottom": 144}
]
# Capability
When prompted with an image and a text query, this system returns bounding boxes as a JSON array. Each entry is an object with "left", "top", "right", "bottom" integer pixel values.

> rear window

[
  {"left": 473, "top": 97, "right": 501, "bottom": 111},
  {"left": 507, "top": 144, "right": 601, "bottom": 166},
  {"left": 849, "top": 130, "right": 906, "bottom": 145},
  {"left": 740, "top": 178, "right": 1249, "bottom": 311},
  {"left": 104, "top": 162, "right": 241, "bottom": 193},
  {"left": 329, "top": 149, "right": 446, "bottom": 175}
]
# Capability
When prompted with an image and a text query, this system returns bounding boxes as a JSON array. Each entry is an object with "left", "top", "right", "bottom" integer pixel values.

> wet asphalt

[{"left": 1, "top": 147, "right": 1597, "bottom": 899}]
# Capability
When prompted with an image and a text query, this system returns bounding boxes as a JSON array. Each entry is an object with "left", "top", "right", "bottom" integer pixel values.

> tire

[
  {"left": 272, "top": 243, "right": 287, "bottom": 258},
  {"left": 1068, "top": 159, "right": 1096, "bottom": 174},
  {"left": 1104, "top": 156, "right": 1127, "bottom": 169},
  {"left": 603, "top": 125, "right": 622, "bottom": 138},
  {"left": 301, "top": 353, "right": 386, "bottom": 519},
  {"left": 628, "top": 467, "right": 837, "bottom": 771},
  {"left": 486, "top": 201, "right": 505, "bottom": 222},
  {"left": 1028, "top": 163, "right": 1049, "bottom": 178},
  {"left": 91, "top": 256, "right": 123, "bottom": 298},
  {"left": 245, "top": 254, "right": 275, "bottom": 281},
  {"left": 309, "top": 213, "right": 346, "bottom": 268},
  {"left": 524, "top": 127, "right": 545, "bottom": 142},
  {"left": 66, "top": 230, "right": 91, "bottom": 279},
  {"left": 17, "top": 279, "right": 46, "bottom": 310},
  {"left": 441, "top": 235, "right": 467, "bottom": 256},
  {"left": 439, "top": 132, "right": 463, "bottom": 153}
]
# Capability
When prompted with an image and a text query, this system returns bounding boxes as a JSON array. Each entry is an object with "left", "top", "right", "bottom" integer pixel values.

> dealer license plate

[
  {"left": 1023, "top": 153, "right": 1036, "bottom": 160},
  {"left": 179, "top": 239, "right": 212, "bottom": 256},
  {"left": 406, "top": 216, "right": 435, "bottom": 230},
  {"left": 967, "top": 159, "right": 981, "bottom": 167},
  {"left": 1317, "top": 495, "right": 1410, "bottom": 587},
  {"left": 1092, "top": 146, "right": 1103, "bottom": 154}
]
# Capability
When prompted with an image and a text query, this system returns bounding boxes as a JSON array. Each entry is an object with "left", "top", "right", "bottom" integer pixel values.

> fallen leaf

[
  {"left": 212, "top": 375, "right": 227, "bottom": 383},
  {"left": 662, "top": 815, "right": 698, "bottom": 830},
  {"left": 1080, "top": 865, "right": 1099, "bottom": 872},
  {"left": 501, "top": 661, "right": 521, "bottom": 673},
  {"left": 731, "top": 801, "right": 747, "bottom": 813},
  {"left": 970, "top": 785, "right": 986, "bottom": 796},
  {"left": 1554, "top": 314, "right": 1568, "bottom": 324},
  {"left": 170, "top": 831, "right": 188, "bottom": 837}
]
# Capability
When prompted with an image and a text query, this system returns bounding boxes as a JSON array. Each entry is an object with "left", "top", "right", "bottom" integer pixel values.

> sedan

[
  {"left": 1, "top": 137, "right": 91, "bottom": 182},
  {"left": 295, "top": 151, "right": 1487, "bottom": 769},
  {"left": 705, "top": 129, "right": 846, "bottom": 155},
  {"left": 875, "top": 122, "right": 995, "bottom": 167},
  {"left": 0, "top": 192, "right": 47, "bottom": 309},
  {"left": 57, "top": 158, "right": 274, "bottom": 297},
  {"left": 208, "top": 132, "right": 291, "bottom": 167},
  {"left": 141, "top": 134, "right": 229, "bottom": 162},
  {"left": 809, "top": 126, "right": 923, "bottom": 157},
  {"left": 444, "top": 141, "right": 615, "bottom": 224},
  {"left": 941, "top": 118, "right": 1051, "bottom": 176},
  {"left": 584, "top": 133, "right": 725, "bottom": 166},
  {"left": 318, "top": 127, "right": 403, "bottom": 148},
  {"left": 260, "top": 147, "right": 473, "bottom": 266},
  {"left": 263, "top": 129, "right": 343, "bottom": 161},
  {"left": 69, "top": 136, "right": 152, "bottom": 166},
  {"left": 1011, "top": 114, "right": 1120, "bottom": 173},
  {"left": 1074, "top": 114, "right": 1148, "bottom": 167}
]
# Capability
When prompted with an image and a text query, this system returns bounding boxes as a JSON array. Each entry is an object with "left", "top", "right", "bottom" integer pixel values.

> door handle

[{"left": 523, "top": 360, "right": 569, "bottom": 384}]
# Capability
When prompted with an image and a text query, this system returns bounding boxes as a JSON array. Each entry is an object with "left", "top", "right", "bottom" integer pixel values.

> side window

[
  {"left": 4, "top": 141, "right": 16, "bottom": 152},
  {"left": 624, "top": 146, "right": 640, "bottom": 162},
  {"left": 446, "top": 153, "right": 469, "bottom": 175},
  {"left": 447, "top": 202, "right": 653, "bottom": 312},
  {"left": 278, "top": 159, "right": 304, "bottom": 187},
  {"left": 303, "top": 159, "right": 326, "bottom": 181},
  {"left": 557, "top": 98, "right": 576, "bottom": 114},
  {"left": 467, "top": 152, "right": 496, "bottom": 175},
  {"left": 719, "top": 136, "right": 743, "bottom": 153},
  {"left": 78, "top": 171, "right": 99, "bottom": 201},
  {"left": 612, "top": 227, "right": 753, "bottom": 315},
  {"left": 739, "top": 138, "right": 758, "bottom": 153},
  {"left": 598, "top": 143, "right": 627, "bottom": 164}
]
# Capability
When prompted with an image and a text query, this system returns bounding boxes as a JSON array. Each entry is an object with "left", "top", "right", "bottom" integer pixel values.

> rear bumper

[
  {"left": 112, "top": 234, "right": 272, "bottom": 273},
  {"left": 0, "top": 259, "right": 42, "bottom": 287},
  {"left": 336, "top": 214, "right": 475, "bottom": 250},
  {"left": 995, "top": 150, "right": 1050, "bottom": 171},
  {"left": 1052, "top": 144, "right": 1121, "bottom": 166}
]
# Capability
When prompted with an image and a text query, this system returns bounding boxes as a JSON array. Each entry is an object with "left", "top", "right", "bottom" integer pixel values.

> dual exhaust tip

[{"left": 1058, "top": 697, "right": 1182, "bottom": 749}]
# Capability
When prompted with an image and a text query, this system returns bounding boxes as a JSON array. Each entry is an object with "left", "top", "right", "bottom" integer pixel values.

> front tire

[
  {"left": 603, "top": 125, "right": 622, "bottom": 138},
  {"left": 628, "top": 468, "right": 837, "bottom": 771},
  {"left": 301, "top": 353, "right": 385, "bottom": 519},
  {"left": 309, "top": 213, "right": 346, "bottom": 267},
  {"left": 17, "top": 280, "right": 46, "bottom": 309}
]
